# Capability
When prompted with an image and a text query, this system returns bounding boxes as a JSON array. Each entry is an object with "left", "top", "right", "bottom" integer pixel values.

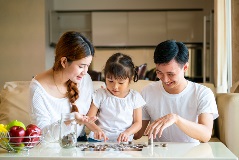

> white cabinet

[
  {"left": 50, "top": 11, "right": 204, "bottom": 47},
  {"left": 167, "top": 11, "right": 203, "bottom": 43},
  {"left": 49, "top": 11, "right": 92, "bottom": 46},
  {"left": 128, "top": 12, "right": 167, "bottom": 46},
  {"left": 92, "top": 11, "right": 203, "bottom": 46},
  {"left": 92, "top": 12, "right": 167, "bottom": 46},
  {"left": 92, "top": 12, "right": 128, "bottom": 46}
]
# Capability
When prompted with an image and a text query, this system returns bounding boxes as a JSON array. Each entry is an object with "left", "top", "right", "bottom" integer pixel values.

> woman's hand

[
  {"left": 94, "top": 129, "right": 109, "bottom": 142},
  {"left": 117, "top": 131, "right": 130, "bottom": 143},
  {"left": 74, "top": 112, "right": 98, "bottom": 125}
]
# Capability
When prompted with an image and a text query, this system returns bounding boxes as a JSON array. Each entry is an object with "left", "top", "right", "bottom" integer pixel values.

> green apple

[
  {"left": 10, "top": 143, "right": 25, "bottom": 153},
  {"left": 6, "top": 120, "right": 26, "bottom": 131}
]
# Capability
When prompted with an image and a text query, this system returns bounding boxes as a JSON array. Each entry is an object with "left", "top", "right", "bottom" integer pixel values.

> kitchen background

[
  {"left": 0, "top": 0, "right": 238, "bottom": 90},
  {"left": 49, "top": 0, "right": 213, "bottom": 82}
]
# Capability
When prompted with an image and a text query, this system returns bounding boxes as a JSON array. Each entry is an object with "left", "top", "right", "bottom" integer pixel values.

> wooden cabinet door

[
  {"left": 167, "top": 11, "right": 203, "bottom": 43},
  {"left": 92, "top": 12, "right": 128, "bottom": 46},
  {"left": 128, "top": 11, "right": 167, "bottom": 46}
]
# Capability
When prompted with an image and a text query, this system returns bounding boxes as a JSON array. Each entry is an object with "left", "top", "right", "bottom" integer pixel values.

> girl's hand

[
  {"left": 117, "top": 132, "right": 129, "bottom": 143},
  {"left": 74, "top": 112, "right": 98, "bottom": 125},
  {"left": 94, "top": 129, "right": 109, "bottom": 142}
]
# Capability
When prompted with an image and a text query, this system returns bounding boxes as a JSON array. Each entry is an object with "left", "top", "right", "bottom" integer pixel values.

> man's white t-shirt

[
  {"left": 142, "top": 80, "right": 219, "bottom": 143},
  {"left": 30, "top": 73, "right": 93, "bottom": 142}
]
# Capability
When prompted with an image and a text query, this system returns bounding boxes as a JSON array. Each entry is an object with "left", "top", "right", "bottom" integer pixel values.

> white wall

[
  {"left": 45, "top": 0, "right": 55, "bottom": 70},
  {"left": 0, "top": 0, "right": 46, "bottom": 88}
]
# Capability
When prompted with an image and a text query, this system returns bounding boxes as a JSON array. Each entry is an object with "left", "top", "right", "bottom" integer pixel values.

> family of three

[{"left": 29, "top": 31, "right": 218, "bottom": 144}]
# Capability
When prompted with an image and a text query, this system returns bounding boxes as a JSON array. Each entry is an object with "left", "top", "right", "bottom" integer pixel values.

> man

[{"left": 134, "top": 40, "right": 218, "bottom": 143}]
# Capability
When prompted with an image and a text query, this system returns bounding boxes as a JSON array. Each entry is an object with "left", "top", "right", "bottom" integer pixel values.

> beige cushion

[
  {"left": 0, "top": 81, "right": 31, "bottom": 125},
  {"left": 130, "top": 80, "right": 153, "bottom": 92},
  {"left": 230, "top": 81, "right": 239, "bottom": 93},
  {"left": 92, "top": 81, "right": 106, "bottom": 91},
  {"left": 216, "top": 93, "right": 239, "bottom": 157}
]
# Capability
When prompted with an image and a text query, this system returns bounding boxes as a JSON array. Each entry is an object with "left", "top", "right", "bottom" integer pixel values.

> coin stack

[{"left": 148, "top": 134, "right": 153, "bottom": 145}]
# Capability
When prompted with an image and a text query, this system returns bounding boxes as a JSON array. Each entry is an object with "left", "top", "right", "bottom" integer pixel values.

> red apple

[
  {"left": 25, "top": 124, "right": 41, "bottom": 136},
  {"left": 9, "top": 126, "right": 25, "bottom": 143},
  {"left": 23, "top": 124, "right": 41, "bottom": 146}
]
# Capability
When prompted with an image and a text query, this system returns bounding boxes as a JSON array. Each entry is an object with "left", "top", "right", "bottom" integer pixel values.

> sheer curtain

[{"left": 214, "top": 0, "right": 232, "bottom": 93}]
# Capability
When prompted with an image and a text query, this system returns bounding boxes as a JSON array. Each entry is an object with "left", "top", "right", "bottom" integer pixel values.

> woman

[{"left": 30, "top": 31, "right": 97, "bottom": 142}]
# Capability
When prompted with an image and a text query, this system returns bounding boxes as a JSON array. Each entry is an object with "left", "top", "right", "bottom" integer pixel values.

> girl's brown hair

[
  {"left": 104, "top": 52, "right": 138, "bottom": 82},
  {"left": 53, "top": 31, "right": 94, "bottom": 112}
]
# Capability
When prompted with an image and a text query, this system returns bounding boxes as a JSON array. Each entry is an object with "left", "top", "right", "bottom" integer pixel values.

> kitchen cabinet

[
  {"left": 128, "top": 12, "right": 167, "bottom": 46},
  {"left": 49, "top": 11, "right": 92, "bottom": 46},
  {"left": 49, "top": 11, "right": 203, "bottom": 47},
  {"left": 92, "top": 11, "right": 203, "bottom": 46},
  {"left": 92, "top": 11, "right": 167, "bottom": 46},
  {"left": 167, "top": 11, "right": 203, "bottom": 43},
  {"left": 92, "top": 12, "right": 128, "bottom": 46}
]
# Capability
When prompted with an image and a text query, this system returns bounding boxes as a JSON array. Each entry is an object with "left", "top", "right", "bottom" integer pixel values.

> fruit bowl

[{"left": 0, "top": 132, "right": 42, "bottom": 152}]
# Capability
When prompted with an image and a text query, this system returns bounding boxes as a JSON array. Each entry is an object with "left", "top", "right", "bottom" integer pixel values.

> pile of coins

[
  {"left": 77, "top": 143, "right": 147, "bottom": 151},
  {"left": 60, "top": 132, "right": 77, "bottom": 148}
]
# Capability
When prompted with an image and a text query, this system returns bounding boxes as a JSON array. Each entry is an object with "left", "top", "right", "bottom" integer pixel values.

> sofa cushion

[
  {"left": 216, "top": 93, "right": 239, "bottom": 157},
  {"left": 92, "top": 81, "right": 106, "bottom": 91},
  {"left": 130, "top": 80, "right": 153, "bottom": 92},
  {"left": 230, "top": 81, "right": 239, "bottom": 93},
  {"left": 0, "top": 81, "right": 31, "bottom": 125}
]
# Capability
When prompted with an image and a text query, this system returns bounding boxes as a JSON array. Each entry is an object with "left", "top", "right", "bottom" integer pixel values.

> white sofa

[{"left": 0, "top": 80, "right": 238, "bottom": 157}]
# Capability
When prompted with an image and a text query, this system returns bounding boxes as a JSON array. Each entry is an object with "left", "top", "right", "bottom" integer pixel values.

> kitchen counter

[{"left": 0, "top": 142, "right": 238, "bottom": 160}]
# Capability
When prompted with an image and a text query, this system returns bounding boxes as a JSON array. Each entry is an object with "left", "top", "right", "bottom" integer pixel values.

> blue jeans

[
  {"left": 88, "top": 137, "right": 102, "bottom": 142},
  {"left": 77, "top": 133, "right": 87, "bottom": 142}
]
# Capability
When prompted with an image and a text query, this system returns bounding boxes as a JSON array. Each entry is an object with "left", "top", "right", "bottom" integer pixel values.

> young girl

[{"left": 86, "top": 53, "right": 146, "bottom": 143}]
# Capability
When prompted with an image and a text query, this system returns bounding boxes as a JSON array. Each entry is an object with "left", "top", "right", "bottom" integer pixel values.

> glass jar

[{"left": 59, "top": 113, "right": 77, "bottom": 148}]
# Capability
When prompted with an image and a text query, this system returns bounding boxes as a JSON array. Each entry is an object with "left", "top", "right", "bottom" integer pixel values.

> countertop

[{"left": 0, "top": 142, "right": 238, "bottom": 160}]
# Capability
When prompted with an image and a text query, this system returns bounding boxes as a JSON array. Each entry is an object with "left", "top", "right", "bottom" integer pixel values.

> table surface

[{"left": 0, "top": 142, "right": 238, "bottom": 160}]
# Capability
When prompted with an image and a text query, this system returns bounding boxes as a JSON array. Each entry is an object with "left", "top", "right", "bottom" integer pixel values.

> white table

[{"left": 0, "top": 142, "right": 238, "bottom": 160}]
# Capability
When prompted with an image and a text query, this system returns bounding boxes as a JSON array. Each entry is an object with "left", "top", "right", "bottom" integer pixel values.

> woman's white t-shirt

[{"left": 30, "top": 73, "right": 93, "bottom": 142}]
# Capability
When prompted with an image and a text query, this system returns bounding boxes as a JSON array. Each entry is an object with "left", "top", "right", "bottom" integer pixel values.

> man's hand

[{"left": 144, "top": 113, "right": 178, "bottom": 139}]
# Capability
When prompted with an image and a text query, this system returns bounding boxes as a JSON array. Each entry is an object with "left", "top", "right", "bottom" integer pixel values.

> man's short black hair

[{"left": 154, "top": 40, "right": 189, "bottom": 67}]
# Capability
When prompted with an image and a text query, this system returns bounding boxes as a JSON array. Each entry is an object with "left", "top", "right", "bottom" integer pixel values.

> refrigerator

[{"left": 185, "top": 11, "right": 214, "bottom": 83}]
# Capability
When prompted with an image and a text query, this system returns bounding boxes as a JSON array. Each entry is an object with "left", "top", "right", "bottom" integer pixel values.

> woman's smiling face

[{"left": 64, "top": 55, "right": 93, "bottom": 83}]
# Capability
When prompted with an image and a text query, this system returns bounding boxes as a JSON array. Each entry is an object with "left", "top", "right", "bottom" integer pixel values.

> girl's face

[
  {"left": 105, "top": 76, "right": 130, "bottom": 98},
  {"left": 63, "top": 56, "right": 93, "bottom": 83},
  {"left": 155, "top": 59, "right": 188, "bottom": 94}
]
